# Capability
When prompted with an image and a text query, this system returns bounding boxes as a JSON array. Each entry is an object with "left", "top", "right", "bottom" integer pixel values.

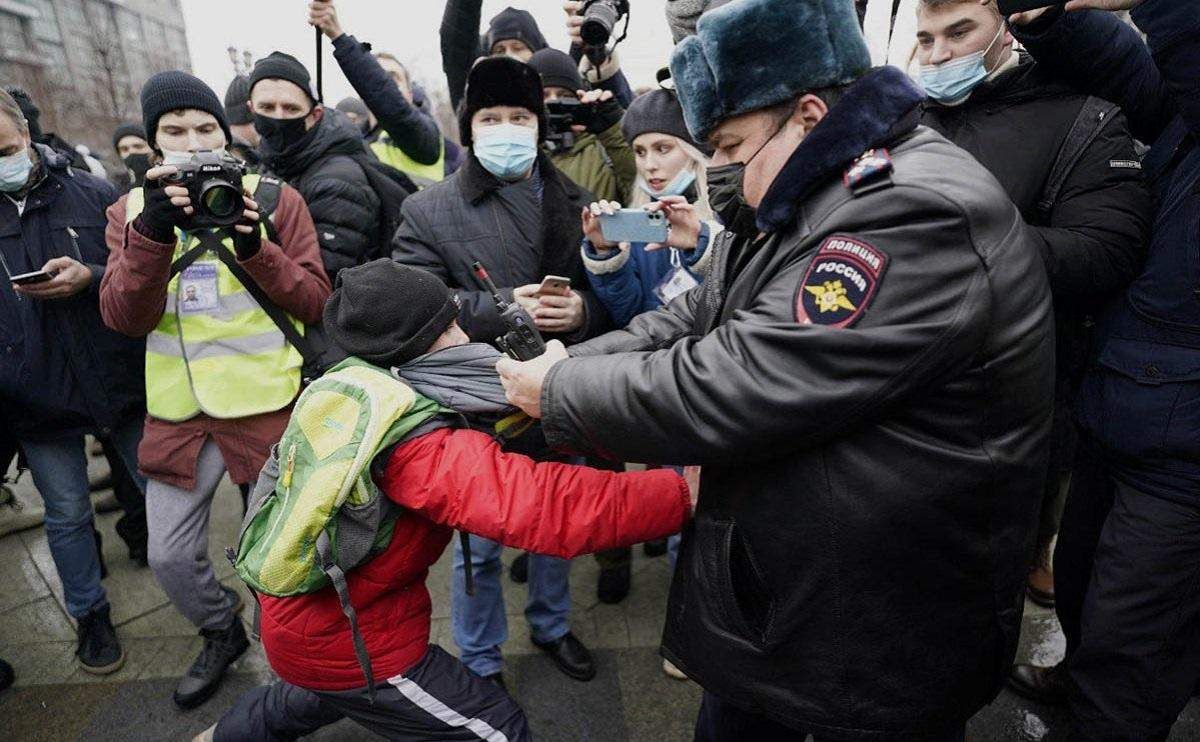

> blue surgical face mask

[
  {"left": 637, "top": 169, "right": 697, "bottom": 199},
  {"left": 473, "top": 123, "right": 538, "bottom": 181},
  {"left": 0, "top": 147, "right": 34, "bottom": 192},
  {"left": 919, "top": 24, "right": 1005, "bottom": 106}
]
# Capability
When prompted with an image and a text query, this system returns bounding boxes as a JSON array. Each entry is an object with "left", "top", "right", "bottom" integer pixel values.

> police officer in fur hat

[{"left": 497, "top": 0, "right": 1055, "bottom": 738}]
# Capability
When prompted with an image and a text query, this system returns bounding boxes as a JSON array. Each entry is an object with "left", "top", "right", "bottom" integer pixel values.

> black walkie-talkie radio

[{"left": 472, "top": 261, "right": 547, "bottom": 361}]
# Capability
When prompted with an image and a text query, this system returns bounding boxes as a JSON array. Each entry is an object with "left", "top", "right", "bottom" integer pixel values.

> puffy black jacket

[
  {"left": 260, "top": 108, "right": 381, "bottom": 281},
  {"left": 0, "top": 145, "right": 145, "bottom": 440},
  {"left": 392, "top": 152, "right": 610, "bottom": 345},
  {"left": 540, "top": 68, "right": 1055, "bottom": 738},
  {"left": 921, "top": 53, "right": 1151, "bottom": 467}
]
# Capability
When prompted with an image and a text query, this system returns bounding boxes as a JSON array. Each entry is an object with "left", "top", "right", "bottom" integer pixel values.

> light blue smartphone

[{"left": 599, "top": 209, "right": 669, "bottom": 244}]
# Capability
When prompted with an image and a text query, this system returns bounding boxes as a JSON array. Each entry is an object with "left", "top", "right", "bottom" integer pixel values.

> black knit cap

[
  {"left": 485, "top": 7, "right": 548, "bottom": 54},
  {"left": 458, "top": 56, "right": 547, "bottom": 147},
  {"left": 112, "top": 122, "right": 147, "bottom": 152},
  {"left": 250, "top": 52, "right": 317, "bottom": 106},
  {"left": 223, "top": 75, "right": 253, "bottom": 125},
  {"left": 140, "top": 71, "right": 231, "bottom": 150},
  {"left": 528, "top": 48, "right": 585, "bottom": 94},
  {"left": 324, "top": 260, "right": 460, "bottom": 368},
  {"left": 621, "top": 88, "right": 699, "bottom": 148}
]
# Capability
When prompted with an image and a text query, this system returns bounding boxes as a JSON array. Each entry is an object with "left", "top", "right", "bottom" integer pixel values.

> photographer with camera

[
  {"left": 393, "top": 56, "right": 611, "bottom": 688},
  {"left": 530, "top": 48, "right": 635, "bottom": 204},
  {"left": 0, "top": 87, "right": 147, "bottom": 679},
  {"left": 99, "top": 70, "right": 331, "bottom": 710}
]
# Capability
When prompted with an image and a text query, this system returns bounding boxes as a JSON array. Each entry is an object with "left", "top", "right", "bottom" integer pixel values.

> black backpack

[{"left": 348, "top": 152, "right": 416, "bottom": 260}]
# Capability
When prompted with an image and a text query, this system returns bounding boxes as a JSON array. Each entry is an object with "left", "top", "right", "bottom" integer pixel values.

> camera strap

[{"left": 189, "top": 229, "right": 319, "bottom": 368}]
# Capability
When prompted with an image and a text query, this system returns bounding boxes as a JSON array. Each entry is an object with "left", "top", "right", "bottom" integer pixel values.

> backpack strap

[
  {"left": 191, "top": 230, "right": 321, "bottom": 375},
  {"left": 1037, "top": 96, "right": 1121, "bottom": 222},
  {"left": 252, "top": 175, "right": 285, "bottom": 245},
  {"left": 168, "top": 243, "right": 208, "bottom": 279},
  {"left": 316, "top": 530, "right": 378, "bottom": 704}
]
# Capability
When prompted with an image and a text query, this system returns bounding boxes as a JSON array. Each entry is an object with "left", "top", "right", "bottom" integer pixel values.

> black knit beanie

[
  {"left": 529, "top": 49, "right": 585, "bottom": 94},
  {"left": 485, "top": 7, "right": 548, "bottom": 54},
  {"left": 621, "top": 88, "right": 698, "bottom": 147},
  {"left": 324, "top": 260, "right": 460, "bottom": 368},
  {"left": 224, "top": 75, "right": 253, "bottom": 125},
  {"left": 249, "top": 52, "right": 317, "bottom": 106},
  {"left": 458, "top": 56, "right": 546, "bottom": 147},
  {"left": 111, "top": 122, "right": 147, "bottom": 153},
  {"left": 140, "top": 71, "right": 231, "bottom": 150}
]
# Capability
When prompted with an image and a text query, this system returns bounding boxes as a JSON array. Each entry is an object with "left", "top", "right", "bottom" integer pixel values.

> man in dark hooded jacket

[
  {"left": 915, "top": 0, "right": 1150, "bottom": 614},
  {"left": 249, "top": 51, "right": 382, "bottom": 281},
  {"left": 496, "top": 0, "right": 1054, "bottom": 738}
]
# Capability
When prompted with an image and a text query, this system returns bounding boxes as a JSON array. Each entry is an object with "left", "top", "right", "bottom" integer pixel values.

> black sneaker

[
  {"left": 597, "top": 563, "right": 631, "bottom": 604},
  {"left": 76, "top": 604, "right": 126, "bottom": 675},
  {"left": 0, "top": 657, "right": 14, "bottom": 693},
  {"left": 510, "top": 552, "right": 529, "bottom": 584},
  {"left": 173, "top": 619, "right": 249, "bottom": 709}
]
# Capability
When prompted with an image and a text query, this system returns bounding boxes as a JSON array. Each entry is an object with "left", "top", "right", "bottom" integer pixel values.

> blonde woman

[{"left": 580, "top": 88, "right": 722, "bottom": 328}]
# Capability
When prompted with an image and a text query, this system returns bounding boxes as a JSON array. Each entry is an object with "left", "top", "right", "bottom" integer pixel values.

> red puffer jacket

[{"left": 259, "top": 426, "right": 690, "bottom": 691}]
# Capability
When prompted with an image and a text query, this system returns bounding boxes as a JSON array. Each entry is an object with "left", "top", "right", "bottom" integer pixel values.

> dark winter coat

[
  {"left": 331, "top": 33, "right": 442, "bottom": 167},
  {"left": 0, "top": 145, "right": 145, "bottom": 441},
  {"left": 1012, "top": 1, "right": 1200, "bottom": 502},
  {"left": 921, "top": 53, "right": 1151, "bottom": 466},
  {"left": 540, "top": 68, "right": 1055, "bottom": 738},
  {"left": 260, "top": 108, "right": 381, "bottom": 281},
  {"left": 392, "top": 152, "right": 611, "bottom": 345}
]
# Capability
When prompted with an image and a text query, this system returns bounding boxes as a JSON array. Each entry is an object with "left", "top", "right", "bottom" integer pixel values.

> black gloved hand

[
  {"left": 231, "top": 193, "right": 263, "bottom": 261},
  {"left": 134, "top": 180, "right": 184, "bottom": 243},
  {"left": 587, "top": 96, "right": 625, "bottom": 135}
]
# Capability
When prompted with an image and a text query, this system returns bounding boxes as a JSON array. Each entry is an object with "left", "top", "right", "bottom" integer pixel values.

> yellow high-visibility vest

[
  {"left": 370, "top": 136, "right": 445, "bottom": 189},
  {"left": 126, "top": 174, "right": 303, "bottom": 422}
]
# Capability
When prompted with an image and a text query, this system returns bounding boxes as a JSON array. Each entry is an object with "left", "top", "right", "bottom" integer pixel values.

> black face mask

[
  {"left": 253, "top": 113, "right": 310, "bottom": 154},
  {"left": 705, "top": 115, "right": 789, "bottom": 237},
  {"left": 122, "top": 152, "right": 152, "bottom": 187}
]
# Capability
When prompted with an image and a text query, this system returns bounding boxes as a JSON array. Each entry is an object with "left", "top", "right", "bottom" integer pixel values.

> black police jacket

[{"left": 540, "top": 68, "right": 1056, "bottom": 739}]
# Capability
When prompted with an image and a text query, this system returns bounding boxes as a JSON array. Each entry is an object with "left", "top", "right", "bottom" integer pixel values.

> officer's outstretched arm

[{"left": 541, "top": 190, "right": 1029, "bottom": 466}]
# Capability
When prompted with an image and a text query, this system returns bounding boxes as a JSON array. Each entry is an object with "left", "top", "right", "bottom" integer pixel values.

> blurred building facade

[{"left": 0, "top": 0, "right": 191, "bottom": 161}]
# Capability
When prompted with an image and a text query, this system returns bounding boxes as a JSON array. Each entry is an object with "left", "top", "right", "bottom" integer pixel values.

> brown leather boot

[{"left": 1008, "top": 662, "right": 1072, "bottom": 705}]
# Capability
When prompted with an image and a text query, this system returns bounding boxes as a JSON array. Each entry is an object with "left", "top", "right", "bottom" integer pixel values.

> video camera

[
  {"left": 545, "top": 98, "right": 595, "bottom": 153},
  {"left": 578, "top": 0, "right": 630, "bottom": 68},
  {"left": 160, "top": 150, "right": 246, "bottom": 229}
]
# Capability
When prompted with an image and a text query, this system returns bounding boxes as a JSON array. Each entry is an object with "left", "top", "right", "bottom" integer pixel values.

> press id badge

[
  {"left": 178, "top": 263, "right": 219, "bottom": 314},
  {"left": 653, "top": 249, "right": 700, "bottom": 305}
]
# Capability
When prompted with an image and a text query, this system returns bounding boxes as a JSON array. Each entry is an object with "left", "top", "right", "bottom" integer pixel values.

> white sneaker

[
  {"left": 193, "top": 723, "right": 216, "bottom": 742},
  {"left": 662, "top": 658, "right": 689, "bottom": 681}
]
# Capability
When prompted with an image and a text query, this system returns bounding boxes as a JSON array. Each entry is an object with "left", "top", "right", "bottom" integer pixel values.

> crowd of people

[{"left": 0, "top": 0, "right": 1197, "bottom": 740}]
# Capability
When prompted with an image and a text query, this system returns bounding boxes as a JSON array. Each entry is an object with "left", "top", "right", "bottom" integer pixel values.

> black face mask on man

[
  {"left": 705, "top": 113, "right": 790, "bottom": 237},
  {"left": 123, "top": 152, "right": 152, "bottom": 187},
  {"left": 253, "top": 113, "right": 310, "bottom": 153}
]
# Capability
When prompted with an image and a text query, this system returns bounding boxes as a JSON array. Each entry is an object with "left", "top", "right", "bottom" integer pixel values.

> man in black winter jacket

[
  {"left": 248, "top": 51, "right": 382, "bottom": 282},
  {"left": 915, "top": 0, "right": 1150, "bottom": 613}
]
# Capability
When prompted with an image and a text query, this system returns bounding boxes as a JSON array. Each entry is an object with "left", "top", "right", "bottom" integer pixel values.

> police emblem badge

[{"left": 795, "top": 235, "right": 889, "bottom": 328}]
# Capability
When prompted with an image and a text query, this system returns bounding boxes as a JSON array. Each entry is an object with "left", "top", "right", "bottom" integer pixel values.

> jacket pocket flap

[{"left": 1096, "top": 339, "right": 1200, "bottom": 385}]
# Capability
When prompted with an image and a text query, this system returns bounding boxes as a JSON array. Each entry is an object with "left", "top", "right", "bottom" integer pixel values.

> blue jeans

[
  {"left": 20, "top": 417, "right": 145, "bottom": 618},
  {"left": 451, "top": 534, "right": 571, "bottom": 677}
]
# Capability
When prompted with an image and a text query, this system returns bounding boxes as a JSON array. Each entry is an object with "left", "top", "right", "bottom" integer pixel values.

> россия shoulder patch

[{"left": 795, "top": 235, "right": 889, "bottom": 328}]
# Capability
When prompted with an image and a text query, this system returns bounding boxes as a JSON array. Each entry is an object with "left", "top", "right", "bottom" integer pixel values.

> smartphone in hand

[
  {"left": 599, "top": 209, "right": 669, "bottom": 244},
  {"left": 536, "top": 275, "right": 572, "bottom": 297},
  {"left": 10, "top": 269, "right": 56, "bottom": 286}
]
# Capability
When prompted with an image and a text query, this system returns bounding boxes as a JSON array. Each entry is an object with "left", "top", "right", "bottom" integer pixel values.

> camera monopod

[{"left": 314, "top": 27, "right": 324, "bottom": 103}]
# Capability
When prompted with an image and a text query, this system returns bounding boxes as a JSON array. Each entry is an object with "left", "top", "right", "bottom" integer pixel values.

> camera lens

[
  {"left": 581, "top": 1, "right": 619, "bottom": 46},
  {"left": 199, "top": 181, "right": 241, "bottom": 220}
]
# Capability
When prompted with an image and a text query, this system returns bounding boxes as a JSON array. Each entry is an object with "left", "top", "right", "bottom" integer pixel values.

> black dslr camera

[
  {"left": 161, "top": 150, "right": 246, "bottom": 229},
  {"left": 579, "top": 0, "right": 630, "bottom": 68},
  {"left": 545, "top": 99, "right": 595, "bottom": 153}
]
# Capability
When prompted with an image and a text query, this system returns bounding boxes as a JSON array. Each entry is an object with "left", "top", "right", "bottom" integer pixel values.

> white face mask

[{"left": 0, "top": 147, "right": 34, "bottom": 192}]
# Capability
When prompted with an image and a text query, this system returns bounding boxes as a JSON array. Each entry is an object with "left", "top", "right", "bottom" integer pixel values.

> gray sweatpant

[{"left": 146, "top": 437, "right": 239, "bottom": 631}]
